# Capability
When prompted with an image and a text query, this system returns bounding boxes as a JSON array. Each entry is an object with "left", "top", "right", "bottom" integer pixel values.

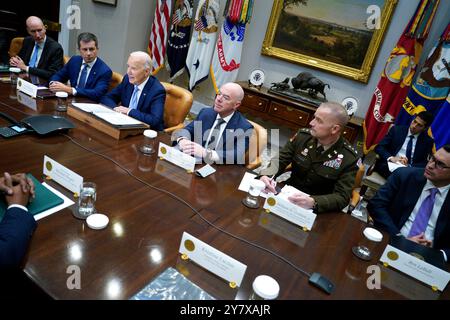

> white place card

[
  {"left": 43, "top": 155, "right": 83, "bottom": 194},
  {"left": 17, "top": 78, "right": 38, "bottom": 98},
  {"left": 237, "top": 172, "right": 257, "bottom": 192},
  {"left": 179, "top": 232, "right": 247, "bottom": 287},
  {"left": 380, "top": 244, "right": 450, "bottom": 291},
  {"left": 388, "top": 161, "right": 406, "bottom": 172},
  {"left": 158, "top": 142, "right": 196, "bottom": 172},
  {"left": 263, "top": 195, "right": 317, "bottom": 231},
  {"left": 17, "top": 91, "right": 37, "bottom": 110}
]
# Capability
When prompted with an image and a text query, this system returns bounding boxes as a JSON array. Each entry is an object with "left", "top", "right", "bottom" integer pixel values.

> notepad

[
  {"left": 0, "top": 174, "right": 64, "bottom": 222},
  {"left": 71, "top": 102, "right": 144, "bottom": 126}
]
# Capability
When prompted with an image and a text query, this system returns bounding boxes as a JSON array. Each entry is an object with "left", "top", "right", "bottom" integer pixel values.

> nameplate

[
  {"left": 380, "top": 244, "right": 450, "bottom": 291},
  {"left": 179, "top": 232, "right": 247, "bottom": 287},
  {"left": 158, "top": 142, "right": 196, "bottom": 172},
  {"left": 17, "top": 91, "right": 37, "bottom": 110},
  {"left": 17, "top": 78, "right": 38, "bottom": 98},
  {"left": 43, "top": 155, "right": 83, "bottom": 194},
  {"left": 263, "top": 195, "right": 317, "bottom": 231}
]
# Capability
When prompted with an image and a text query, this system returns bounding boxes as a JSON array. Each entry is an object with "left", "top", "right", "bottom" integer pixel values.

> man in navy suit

[
  {"left": 9, "top": 16, "right": 63, "bottom": 80},
  {"left": 368, "top": 145, "right": 450, "bottom": 262},
  {"left": 49, "top": 33, "right": 112, "bottom": 102},
  {"left": 100, "top": 51, "right": 165, "bottom": 131},
  {"left": 174, "top": 82, "right": 253, "bottom": 164},
  {"left": 374, "top": 111, "right": 434, "bottom": 178},
  {"left": 0, "top": 172, "right": 36, "bottom": 268}
]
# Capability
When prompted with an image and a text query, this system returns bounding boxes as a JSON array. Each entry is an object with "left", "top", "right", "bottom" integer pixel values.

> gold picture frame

[{"left": 261, "top": 0, "right": 397, "bottom": 83}]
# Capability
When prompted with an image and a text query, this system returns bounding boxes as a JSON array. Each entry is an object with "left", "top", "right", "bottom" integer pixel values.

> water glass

[
  {"left": 9, "top": 67, "right": 21, "bottom": 85},
  {"left": 78, "top": 182, "right": 97, "bottom": 217},
  {"left": 242, "top": 179, "right": 266, "bottom": 208},
  {"left": 140, "top": 129, "right": 157, "bottom": 155},
  {"left": 55, "top": 91, "right": 69, "bottom": 112},
  {"left": 352, "top": 227, "right": 383, "bottom": 261}
]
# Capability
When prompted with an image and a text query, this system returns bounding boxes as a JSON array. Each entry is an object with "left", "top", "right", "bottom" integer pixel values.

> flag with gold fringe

[
  {"left": 185, "top": 0, "right": 220, "bottom": 91},
  {"left": 148, "top": 0, "right": 172, "bottom": 75},
  {"left": 363, "top": 0, "right": 440, "bottom": 155},
  {"left": 431, "top": 93, "right": 450, "bottom": 150},
  {"left": 166, "top": 0, "right": 194, "bottom": 81},
  {"left": 210, "top": 0, "right": 253, "bottom": 92},
  {"left": 395, "top": 22, "right": 450, "bottom": 127}
]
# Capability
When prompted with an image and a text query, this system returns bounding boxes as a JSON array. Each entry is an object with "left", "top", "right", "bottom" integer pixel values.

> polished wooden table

[{"left": 1, "top": 80, "right": 448, "bottom": 300}]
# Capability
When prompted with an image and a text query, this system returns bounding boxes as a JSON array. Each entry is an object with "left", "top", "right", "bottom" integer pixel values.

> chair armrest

[{"left": 164, "top": 123, "right": 185, "bottom": 133}]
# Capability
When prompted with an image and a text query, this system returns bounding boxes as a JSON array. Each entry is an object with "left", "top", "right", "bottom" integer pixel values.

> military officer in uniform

[{"left": 260, "top": 102, "right": 359, "bottom": 213}]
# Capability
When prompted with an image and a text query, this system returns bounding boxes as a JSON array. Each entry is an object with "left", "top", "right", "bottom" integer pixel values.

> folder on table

[{"left": 0, "top": 174, "right": 64, "bottom": 222}]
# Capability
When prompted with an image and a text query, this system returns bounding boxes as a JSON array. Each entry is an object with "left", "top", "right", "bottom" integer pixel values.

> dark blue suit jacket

[
  {"left": 19, "top": 36, "right": 64, "bottom": 80},
  {"left": 374, "top": 125, "right": 434, "bottom": 178},
  {"left": 50, "top": 56, "right": 112, "bottom": 102},
  {"left": 100, "top": 75, "right": 165, "bottom": 131},
  {"left": 367, "top": 167, "right": 450, "bottom": 259},
  {"left": 0, "top": 207, "right": 37, "bottom": 268},
  {"left": 179, "top": 107, "right": 253, "bottom": 164}
]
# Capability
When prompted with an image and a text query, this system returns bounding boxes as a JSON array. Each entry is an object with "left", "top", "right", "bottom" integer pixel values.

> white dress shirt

[
  {"left": 26, "top": 36, "right": 46, "bottom": 72},
  {"left": 73, "top": 58, "right": 98, "bottom": 95},
  {"left": 127, "top": 76, "right": 150, "bottom": 114}
]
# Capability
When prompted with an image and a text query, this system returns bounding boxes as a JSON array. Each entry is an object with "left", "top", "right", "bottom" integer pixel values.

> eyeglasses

[{"left": 427, "top": 154, "right": 450, "bottom": 170}]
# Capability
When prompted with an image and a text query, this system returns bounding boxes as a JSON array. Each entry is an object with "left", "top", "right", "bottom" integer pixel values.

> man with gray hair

[
  {"left": 9, "top": 16, "right": 63, "bottom": 79},
  {"left": 260, "top": 102, "right": 360, "bottom": 213},
  {"left": 100, "top": 51, "right": 165, "bottom": 130}
]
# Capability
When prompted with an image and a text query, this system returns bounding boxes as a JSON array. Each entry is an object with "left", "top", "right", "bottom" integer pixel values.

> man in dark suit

[
  {"left": 174, "top": 82, "right": 253, "bottom": 164},
  {"left": 374, "top": 111, "right": 434, "bottom": 178},
  {"left": 368, "top": 145, "right": 450, "bottom": 262},
  {"left": 100, "top": 51, "right": 165, "bottom": 131},
  {"left": 0, "top": 172, "right": 36, "bottom": 268},
  {"left": 9, "top": 16, "right": 63, "bottom": 80},
  {"left": 49, "top": 32, "right": 112, "bottom": 102}
]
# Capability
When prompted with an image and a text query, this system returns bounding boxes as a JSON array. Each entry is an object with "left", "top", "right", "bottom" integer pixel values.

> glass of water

[{"left": 78, "top": 182, "right": 97, "bottom": 218}]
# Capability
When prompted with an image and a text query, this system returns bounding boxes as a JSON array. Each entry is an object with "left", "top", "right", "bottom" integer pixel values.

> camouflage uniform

[{"left": 261, "top": 128, "right": 359, "bottom": 213}]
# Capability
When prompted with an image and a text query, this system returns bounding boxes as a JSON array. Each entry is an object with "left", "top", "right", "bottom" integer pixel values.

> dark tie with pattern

[
  {"left": 206, "top": 118, "right": 226, "bottom": 150},
  {"left": 405, "top": 135, "right": 414, "bottom": 164}
]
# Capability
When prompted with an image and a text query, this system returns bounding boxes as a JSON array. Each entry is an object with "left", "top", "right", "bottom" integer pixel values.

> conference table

[{"left": 0, "top": 79, "right": 449, "bottom": 300}]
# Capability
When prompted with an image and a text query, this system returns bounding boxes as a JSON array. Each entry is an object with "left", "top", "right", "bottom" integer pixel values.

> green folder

[{"left": 0, "top": 174, "right": 64, "bottom": 222}]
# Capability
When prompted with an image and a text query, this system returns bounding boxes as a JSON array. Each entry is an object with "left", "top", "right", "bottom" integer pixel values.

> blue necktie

[
  {"left": 29, "top": 43, "right": 39, "bottom": 68},
  {"left": 129, "top": 85, "right": 140, "bottom": 110},
  {"left": 77, "top": 64, "right": 88, "bottom": 88},
  {"left": 408, "top": 188, "right": 439, "bottom": 237},
  {"left": 405, "top": 135, "right": 414, "bottom": 164}
]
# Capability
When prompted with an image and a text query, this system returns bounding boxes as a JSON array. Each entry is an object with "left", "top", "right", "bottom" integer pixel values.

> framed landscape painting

[{"left": 261, "top": 0, "right": 397, "bottom": 83}]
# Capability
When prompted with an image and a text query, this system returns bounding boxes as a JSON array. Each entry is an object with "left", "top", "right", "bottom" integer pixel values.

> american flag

[{"left": 148, "top": 0, "right": 172, "bottom": 75}]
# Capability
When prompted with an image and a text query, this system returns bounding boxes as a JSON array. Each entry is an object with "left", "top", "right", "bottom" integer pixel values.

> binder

[{"left": 0, "top": 174, "right": 64, "bottom": 222}]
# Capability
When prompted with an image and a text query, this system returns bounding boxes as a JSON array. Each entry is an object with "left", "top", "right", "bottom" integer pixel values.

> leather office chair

[
  {"left": 347, "top": 162, "right": 366, "bottom": 214},
  {"left": 161, "top": 82, "right": 193, "bottom": 133},
  {"left": 109, "top": 71, "right": 123, "bottom": 91},
  {"left": 8, "top": 37, "right": 23, "bottom": 57},
  {"left": 359, "top": 155, "right": 387, "bottom": 200},
  {"left": 63, "top": 55, "right": 70, "bottom": 65},
  {"left": 245, "top": 120, "right": 268, "bottom": 170}
]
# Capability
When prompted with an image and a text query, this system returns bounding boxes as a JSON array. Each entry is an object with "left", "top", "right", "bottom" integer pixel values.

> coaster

[{"left": 86, "top": 213, "right": 109, "bottom": 230}]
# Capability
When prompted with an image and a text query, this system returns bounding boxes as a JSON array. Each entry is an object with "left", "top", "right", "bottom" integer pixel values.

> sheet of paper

[
  {"left": 34, "top": 183, "right": 75, "bottom": 221},
  {"left": 36, "top": 86, "right": 48, "bottom": 89},
  {"left": 71, "top": 103, "right": 115, "bottom": 114},
  {"left": 238, "top": 172, "right": 257, "bottom": 192},
  {"left": 94, "top": 112, "right": 143, "bottom": 125},
  {"left": 388, "top": 161, "right": 407, "bottom": 172}
]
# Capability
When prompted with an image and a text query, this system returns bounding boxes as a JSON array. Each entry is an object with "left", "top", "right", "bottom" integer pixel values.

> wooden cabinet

[{"left": 238, "top": 82, "right": 362, "bottom": 144}]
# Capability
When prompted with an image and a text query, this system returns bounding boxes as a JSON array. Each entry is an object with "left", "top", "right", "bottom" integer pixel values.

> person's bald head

[
  {"left": 214, "top": 82, "right": 244, "bottom": 117},
  {"left": 127, "top": 51, "right": 152, "bottom": 85},
  {"left": 26, "top": 16, "right": 46, "bottom": 43}
]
